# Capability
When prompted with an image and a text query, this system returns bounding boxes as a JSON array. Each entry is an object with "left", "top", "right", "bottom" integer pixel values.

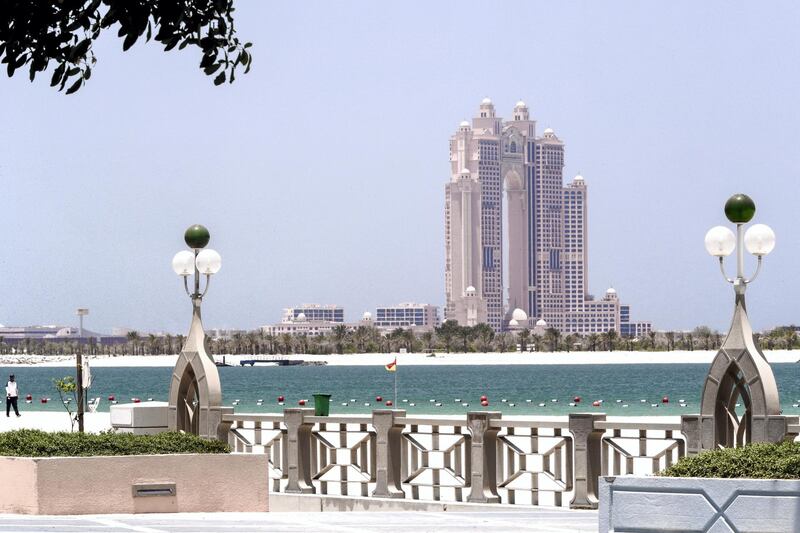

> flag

[
  {"left": 82, "top": 359, "right": 92, "bottom": 389},
  {"left": 385, "top": 358, "right": 397, "bottom": 372}
]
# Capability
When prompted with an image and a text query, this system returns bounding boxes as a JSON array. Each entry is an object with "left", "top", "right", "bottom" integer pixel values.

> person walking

[{"left": 6, "top": 375, "right": 20, "bottom": 417}]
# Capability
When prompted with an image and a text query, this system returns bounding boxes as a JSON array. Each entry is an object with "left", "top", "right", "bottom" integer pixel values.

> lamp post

[
  {"left": 168, "top": 225, "right": 224, "bottom": 437},
  {"left": 698, "top": 193, "right": 781, "bottom": 448},
  {"left": 76, "top": 308, "right": 89, "bottom": 433}
]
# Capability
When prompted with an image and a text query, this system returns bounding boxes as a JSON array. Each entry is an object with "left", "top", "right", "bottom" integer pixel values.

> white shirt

[{"left": 6, "top": 381, "right": 18, "bottom": 398}]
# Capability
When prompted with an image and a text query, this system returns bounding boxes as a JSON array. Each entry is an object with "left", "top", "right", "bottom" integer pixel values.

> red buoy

[
  {"left": 592, "top": 400, "right": 601, "bottom": 407},
  {"left": 108, "top": 395, "right": 115, "bottom": 401},
  {"left": 25, "top": 394, "right": 32, "bottom": 401},
  {"left": 481, "top": 400, "right": 489, "bottom": 407},
  {"left": 40, "top": 398, "right": 48, "bottom": 404},
  {"left": 278, "top": 395, "right": 285, "bottom": 402},
  {"left": 573, "top": 396, "right": 581, "bottom": 403},
  {"left": 662, "top": 396, "right": 669, "bottom": 403},
  {"left": 298, "top": 399, "right": 306, "bottom": 406},
  {"left": 133, "top": 398, "right": 141, "bottom": 403},
  {"left": 376, "top": 395, "right": 383, "bottom": 402},
  {"left": 385, "top": 400, "right": 393, "bottom": 407},
  {"left": 480, "top": 395, "right": 488, "bottom": 402}
]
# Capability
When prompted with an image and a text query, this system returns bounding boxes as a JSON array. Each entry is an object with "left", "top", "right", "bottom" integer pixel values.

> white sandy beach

[{"left": 2, "top": 350, "right": 798, "bottom": 367}]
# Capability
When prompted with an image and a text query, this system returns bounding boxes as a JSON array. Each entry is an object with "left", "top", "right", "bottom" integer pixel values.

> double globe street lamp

[
  {"left": 172, "top": 224, "right": 222, "bottom": 311},
  {"left": 704, "top": 193, "right": 775, "bottom": 300}
]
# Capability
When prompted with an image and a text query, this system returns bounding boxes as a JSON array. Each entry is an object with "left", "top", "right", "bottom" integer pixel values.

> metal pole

[
  {"left": 76, "top": 351, "right": 84, "bottom": 432},
  {"left": 736, "top": 223, "right": 744, "bottom": 280},
  {"left": 394, "top": 366, "right": 397, "bottom": 407}
]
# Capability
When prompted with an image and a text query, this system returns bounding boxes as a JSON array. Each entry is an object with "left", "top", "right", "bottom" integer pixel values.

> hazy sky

[{"left": 1, "top": 1, "right": 799, "bottom": 334}]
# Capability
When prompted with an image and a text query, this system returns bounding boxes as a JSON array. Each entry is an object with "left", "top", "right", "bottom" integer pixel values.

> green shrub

[
  {"left": 0, "top": 429, "right": 229, "bottom": 457},
  {"left": 662, "top": 440, "right": 800, "bottom": 479}
]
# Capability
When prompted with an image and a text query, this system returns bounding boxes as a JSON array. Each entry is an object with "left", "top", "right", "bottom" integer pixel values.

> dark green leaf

[
  {"left": 122, "top": 32, "right": 138, "bottom": 51},
  {"left": 65, "top": 77, "right": 83, "bottom": 95},
  {"left": 199, "top": 53, "right": 215, "bottom": 69},
  {"left": 214, "top": 71, "right": 225, "bottom": 85},
  {"left": 204, "top": 62, "right": 222, "bottom": 75},
  {"left": 70, "top": 39, "right": 91, "bottom": 61},
  {"left": 51, "top": 63, "right": 66, "bottom": 87}
]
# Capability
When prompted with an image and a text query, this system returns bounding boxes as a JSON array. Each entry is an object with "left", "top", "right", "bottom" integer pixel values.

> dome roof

[
  {"left": 460, "top": 168, "right": 471, "bottom": 174},
  {"left": 536, "top": 319, "right": 547, "bottom": 327},
  {"left": 606, "top": 287, "right": 617, "bottom": 294},
  {"left": 515, "top": 100, "right": 526, "bottom": 108},
  {"left": 481, "top": 97, "right": 492, "bottom": 105},
  {"left": 362, "top": 312, "right": 372, "bottom": 320},
  {"left": 465, "top": 286, "right": 476, "bottom": 295},
  {"left": 508, "top": 319, "right": 519, "bottom": 327},
  {"left": 296, "top": 312, "right": 307, "bottom": 321},
  {"left": 459, "top": 120, "right": 470, "bottom": 128},
  {"left": 511, "top": 308, "right": 528, "bottom": 321},
  {"left": 543, "top": 127, "right": 554, "bottom": 135},
  {"left": 574, "top": 174, "right": 584, "bottom": 182}
]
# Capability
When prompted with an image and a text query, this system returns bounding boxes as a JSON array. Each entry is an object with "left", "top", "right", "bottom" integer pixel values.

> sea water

[{"left": 4, "top": 363, "right": 800, "bottom": 417}]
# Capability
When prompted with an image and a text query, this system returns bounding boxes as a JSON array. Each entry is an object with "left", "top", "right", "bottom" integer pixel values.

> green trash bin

[{"left": 313, "top": 393, "right": 331, "bottom": 416}]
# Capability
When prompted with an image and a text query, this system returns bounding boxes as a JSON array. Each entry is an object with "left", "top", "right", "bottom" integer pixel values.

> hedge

[
  {"left": 662, "top": 440, "right": 800, "bottom": 479},
  {"left": 0, "top": 429, "right": 229, "bottom": 457}
]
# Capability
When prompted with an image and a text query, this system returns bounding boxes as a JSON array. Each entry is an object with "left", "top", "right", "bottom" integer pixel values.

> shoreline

[{"left": 0, "top": 350, "right": 798, "bottom": 367}]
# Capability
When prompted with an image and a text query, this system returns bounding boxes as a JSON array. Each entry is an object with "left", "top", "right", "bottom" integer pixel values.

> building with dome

[
  {"left": 444, "top": 98, "right": 651, "bottom": 335},
  {"left": 281, "top": 304, "right": 344, "bottom": 323}
]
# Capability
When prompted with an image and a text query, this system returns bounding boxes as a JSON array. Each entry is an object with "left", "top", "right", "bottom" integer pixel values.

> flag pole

[{"left": 394, "top": 360, "right": 398, "bottom": 407}]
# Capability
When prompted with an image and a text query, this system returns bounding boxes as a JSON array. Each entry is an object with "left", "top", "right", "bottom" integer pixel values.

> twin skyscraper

[{"left": 445, "top": 98, "right": 650, "bottom": 336}]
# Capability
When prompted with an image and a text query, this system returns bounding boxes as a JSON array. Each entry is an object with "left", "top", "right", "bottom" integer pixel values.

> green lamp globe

[
  {"left": 184, "top": 224, "right": 210, "bottom": 249},
  {"left": 724, "top": 194, "right": 756, "bottom": 224}
]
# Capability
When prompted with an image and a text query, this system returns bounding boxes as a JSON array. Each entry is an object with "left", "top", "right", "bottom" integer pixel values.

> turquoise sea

[{"left": 4, "top": 363, "right": 800, "bottom": 417}]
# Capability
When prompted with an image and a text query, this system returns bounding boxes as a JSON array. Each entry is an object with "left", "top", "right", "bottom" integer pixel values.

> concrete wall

[
  {"left": 599, "top": 475, "right": 800, "bottom": 532},
  {"left": 0, "top": 454, "right": 268, "bottom": 515}
]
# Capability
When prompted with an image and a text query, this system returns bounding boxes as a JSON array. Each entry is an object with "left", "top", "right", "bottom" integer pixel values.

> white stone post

[
  {"left": 284, "top": 407, "right": 315, "bottom": 494},
  {"left": 371, "top": 409, "right": 406, "bottom": 498},
  {"left": 466, "top": 411, "right": 501, "bottom": 503},
  {"left": 569, "top": 413, "right": 605, "bottom": 509}
]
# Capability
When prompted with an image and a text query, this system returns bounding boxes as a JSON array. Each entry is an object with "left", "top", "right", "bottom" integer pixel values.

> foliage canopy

[{"left": 0, "top": 0, "right": 252, "bottom": 94}]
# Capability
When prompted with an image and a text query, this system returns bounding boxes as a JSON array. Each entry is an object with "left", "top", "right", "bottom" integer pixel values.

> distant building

[
  {"left": 282, "top": 304, "right": 344, "bottom": 323},
  {"left": 619, "top": 305, "right": 653, "bottom": 338},
  {"left": 374, "top": 303, "right": 440, "bottom": 330},
  {"left": 0, "top": 325, "right": 126, "bottom": 345},
  {"left": 207, "top": 328, "right": 248, "bottom": 340},
  {"left": 445, "top": 98, "right": 651, "bottom": 334}
]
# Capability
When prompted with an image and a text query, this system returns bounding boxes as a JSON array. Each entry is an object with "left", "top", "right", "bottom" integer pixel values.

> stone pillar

[
  {"left": 466, "top": 411, "right": 501, "bottom": 503},
  {"left": 216, "top": 406, "right": 234, "bottom": 442},
  {"left": 372, "top": 409, "right": 406, "bottom": 498},
  {"left": 569, "top": 413, "right": 605, "bottom": 509},
  {"left": 284, "top": 408, "right": 315, "bottom": 494},
  {"left": 680, "top": 415, "right": 702, "bottom": 456}
]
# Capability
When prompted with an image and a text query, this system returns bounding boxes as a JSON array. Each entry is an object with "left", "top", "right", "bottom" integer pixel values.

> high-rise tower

[
  {"left": 445, "top": 99, "right": 535, "bottom": 329},
  {"left": 446, "top": 98, "right": 650, "bottom": 335}
]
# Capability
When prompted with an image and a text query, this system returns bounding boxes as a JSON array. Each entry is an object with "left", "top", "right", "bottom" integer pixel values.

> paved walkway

[{"left": 0, "top": 510, "right": 598, "bottom": 532}]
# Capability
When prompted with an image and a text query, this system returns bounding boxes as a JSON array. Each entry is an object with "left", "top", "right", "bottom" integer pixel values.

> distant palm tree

[
  {"left": 332, "top": 325, "right": 348, "bottom": 354},
  {"left": 517, "top": 329, "right": 531, "bottom": 352}
]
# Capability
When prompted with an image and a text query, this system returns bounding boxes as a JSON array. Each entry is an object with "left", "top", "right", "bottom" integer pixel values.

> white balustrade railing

[{"left": 223, "top": 409, "right": 797, "bottom": 509}]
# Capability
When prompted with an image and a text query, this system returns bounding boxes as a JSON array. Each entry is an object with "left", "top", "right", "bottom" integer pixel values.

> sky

[{"left": 1, "top": 1, "right": 799, "bottom": 335}]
